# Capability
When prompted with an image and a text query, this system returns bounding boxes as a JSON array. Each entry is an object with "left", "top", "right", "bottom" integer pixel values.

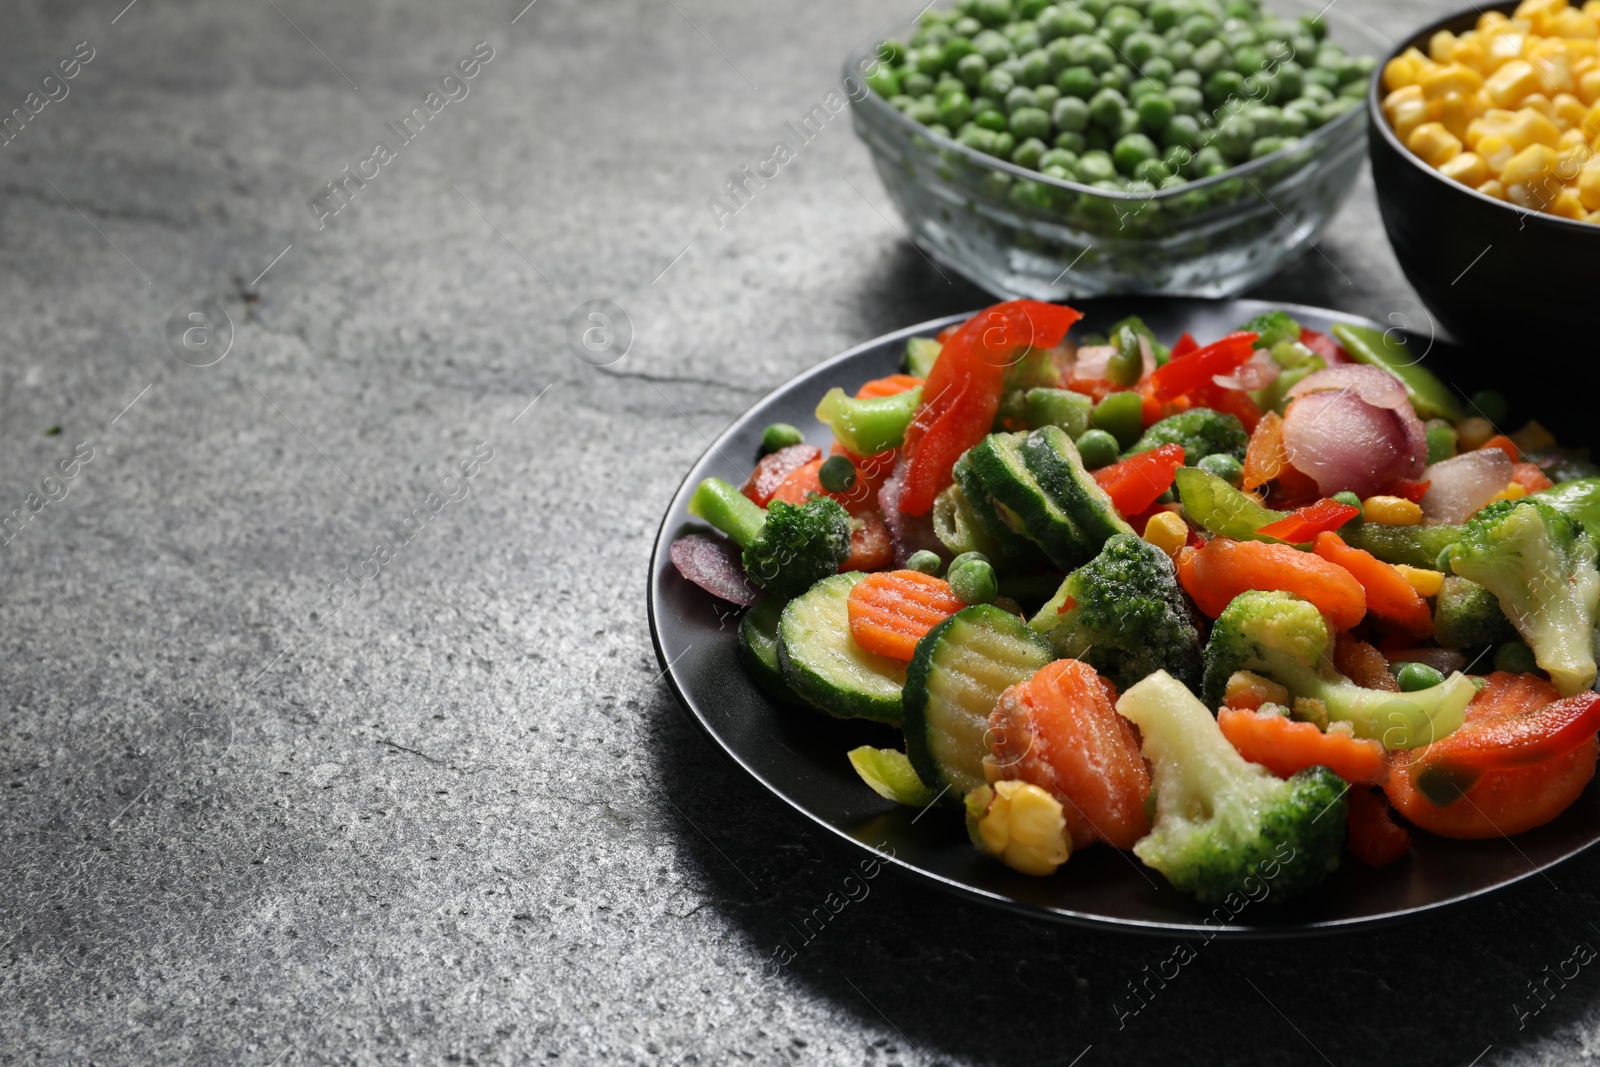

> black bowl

[{"left": 1367, "top": 2, "right": 1599, "bottom": 377}]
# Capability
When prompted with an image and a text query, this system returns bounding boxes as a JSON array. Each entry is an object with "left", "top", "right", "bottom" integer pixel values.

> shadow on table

[{"left": 643, "top": 685, "right": 1600, "bottom": 1066}]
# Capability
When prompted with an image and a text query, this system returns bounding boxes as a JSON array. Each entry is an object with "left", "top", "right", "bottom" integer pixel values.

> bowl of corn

[{"left": 1367, "top": 0, "right": 1599, "bottom": 350}]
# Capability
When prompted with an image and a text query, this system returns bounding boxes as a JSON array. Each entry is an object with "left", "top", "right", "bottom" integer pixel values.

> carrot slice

[
  {"left": 842, "top": 510, "right": 893, "bottom": 573},
  {"left": 1346, "top": 787, "right": 1411, "bottom": 867},
  {"left": 846, "top": 570, "right": 966, "bottom": 661},
  {"left": 1384, "top": 671, "right": 1599, "bottom": 838},
  {"left": 1176, "top": 537, "right": 1367, "bottom": 629},
  {"left": 1217, "top": 708, "right": 1389, "bottom": 784},
  {"left": 987, "top": 659, "right": 1150, "bottom": 850},
  {"left": 1313, "top": 531, "right": 1434, "bottom": 638},
  {"left": 1242, "top": 411, "right": 1287, "bottom": 491},
  {"left": 855, "top": 374, "right": 924, "bottom": 399},
  {"left": 1479, "top": 434, "right": 1520, "bottom": 462}
]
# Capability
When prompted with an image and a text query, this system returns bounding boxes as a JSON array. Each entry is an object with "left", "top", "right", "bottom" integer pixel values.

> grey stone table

[{"left": 3, "top": 0, "right": 1595, "bottom": 1064}]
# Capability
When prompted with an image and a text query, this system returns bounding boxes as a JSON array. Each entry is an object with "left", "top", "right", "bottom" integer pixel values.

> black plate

[{"left": 647, "top": 297, "right": 1600, "bottom": 938}]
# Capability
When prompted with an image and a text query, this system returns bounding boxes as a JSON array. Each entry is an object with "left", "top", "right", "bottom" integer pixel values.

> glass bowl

[{"left": 845, "top": 2, "right": 1387, "bottom": 299}]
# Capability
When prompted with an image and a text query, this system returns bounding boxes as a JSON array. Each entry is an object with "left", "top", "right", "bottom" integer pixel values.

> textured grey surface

[{"left": 3, "top": 0, "right": 1598, "bottom": 1064}]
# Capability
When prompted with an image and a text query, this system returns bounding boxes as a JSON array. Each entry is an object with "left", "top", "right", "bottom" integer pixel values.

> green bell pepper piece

[
  {"left": 1173, "top": 466, "right": 1288, "bottom": 542},
  {"left": 815, "top": 386, "right": 922, "bottom": 456}
]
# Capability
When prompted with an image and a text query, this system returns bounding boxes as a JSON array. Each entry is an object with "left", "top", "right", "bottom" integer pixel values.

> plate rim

[{"left": 646, "top": 298, "right": 1600, "bottom": 939}]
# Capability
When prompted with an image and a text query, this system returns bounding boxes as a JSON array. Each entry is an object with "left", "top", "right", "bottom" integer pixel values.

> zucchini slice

[
  {"left": 903, "top": 604, "right": 1054, "bottom": 800},
  {"left": 951, "top": 451, "right": 1051, "bottom": 567},
  {"left": 1018, "top": 425, "right": 1134, "bottom": 550},
  {"left": 740, "top": 597, "right": 799, "bottom": 703},
  {"left": 966, "top": 431, "right": 1094, "bottom": 570},
  {"left": 777, "top": 573, "right": 907, "bottom": 723}
]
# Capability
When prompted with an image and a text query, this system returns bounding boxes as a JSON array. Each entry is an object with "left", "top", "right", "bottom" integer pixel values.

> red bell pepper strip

[
  {"left": 1380, "top": 478, "right": 1432, "bottom": 504},
  {"left": 1145, "top": 331, "right": 1258, "bottom": 402},
  {"left": 1413, "top": 690, "right": 1600, "bottom": 804},
  {"left": 1169, "top": 331, "right": 1199, "bottom": 359},
  {"left": 898, "top": 300, "right": 1083, "bottom": 515},
  {"left": 1186, "top": 380, "right": 1263, "bottom": 433},
  {"left": 1093, "top": 443, "right": 1185, "bottom": 516},
  {"left": 1255, "top": 497, "right": 1361, "bottom": 542}
]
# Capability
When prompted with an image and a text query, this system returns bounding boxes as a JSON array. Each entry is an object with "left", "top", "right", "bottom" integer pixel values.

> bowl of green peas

[{"left": 848, "top": 0, "right": 1382, "bottom": 298}]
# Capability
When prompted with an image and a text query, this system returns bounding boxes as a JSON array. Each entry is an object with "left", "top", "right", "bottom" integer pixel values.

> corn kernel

[
  {"left": 1587, "top": 0, "right": 1600, "bottom": 17},
  {"left": 1555, "top": 93, "right": 1590, "bottom": 129},
  {"left": 1514, "top": 0, "right": 1562, "bottom": 21},
  {"left": 1552, "top": 8, "right": 1600, "bottom": 36},
  {"left": 1385, "top": 54, "right": 1418, "bottom": 90},
  {"left": 1459, "top": 416, "right": 1498, "bottom": 449},
  {"left": 966, "top": 781, "right": 1070, "bottom": 877},
  {"left": 1390, "top": 96, "right": 1433, "bottom": 140},
  {"left": 1483, "top": 10, "right": 1511, "bottom": 27},
  {"left": 1487, "top": 33, "right": 1531, "bottom": 73},
  {"left": 1513, "top": 107, "right": 1564, "bottom": 147},
  {"left": 1409, "top": 121, "right": 1465, "bottom": 165},
  {"left": 1522, "top": 93, "right": 1557, "bottom": 119},
  {"left": 1589, "top": 208, "right": 1600, "bottom": 220},
  {"left": 1491, "top": 481, "right": 1531, "bottom": 502},
  {"left": 1362, "top": 495, "right": 1424, "bottom": 525},
  {"left": 1533, "top": 48, "right": 1577, "bottom": 94},
  {"left": 1579, "top": 153, "right": 1600, "bottom": 208},
  {"left": 1420, "top": 63, "right": 1484, "bottom": 99},
  {"left": 1430, "top": 29, "right": 1459, "bottom": 63},
  {"left": 1553, "top": 185, "right": 1589, "bottom": 216},
  {"left": 1477, "top": 132, "right": 1516, "bottom": 171},
  {"left": 1585, "top": 101, "right": 1600, "bottom": 136},
  {"left": 1142, "top": 510, "right": 1188, "bottom": 559},
  {"left": 1502, "top": 142, "right": 1563, "bottom": 187},
  {"left": 1438, "top": 92, "right": 1488, "bottom": 139},
  {"left": 1455, "top": 36, "right": 1491, "bottom": 73},
  {"left": 1487, "top": 59, "right": 1545, "bottom": 105},
  {"left": 1440, "top": 150, "right": 1491, "bottom": 186},
  {"left": 1581, "top": 68, "right": 1600, "bottom": 104},
  {"left": 1478, "top": 177, "right": 1510, "bottom": 199},
  {"left": 1395, "top": 564, "right": 1445, "bottom": 598}
]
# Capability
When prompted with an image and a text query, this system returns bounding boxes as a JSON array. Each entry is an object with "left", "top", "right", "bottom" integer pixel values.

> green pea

[
  {"left": 1005, "top": 85, "right": 1039, "bottom": 112},
  {"left": 1040, "top": 6, "right": 1094, "bottom": 40},
  {"left": 1132, "top": 157, "right": 1169, "bottom": 183},
  {"left": 818, "top": 455, "right": 858, "bottom": 493},
  {"left": 956, "top": 52, "right": 990, "bottom": 88},
  {"left": 975, "top": 108, "right": 1011, "bottom": 131},
  {"left": 1469, "top": 389, "right": 1508, "bottom": 425},
  {"left": 1112, "top": 131, "right": 1160, "bottom": 175},
  {"left": 1107, "top": 326, "right": 1144, "bottom": 386},
  {"left": 907, "top": 98, "right": 940, "bottom": 125},
  {"left": 1249, "top": 135, "right": 1291, "bottom": 158},
  {"left": 1395, "top": 661, "right": 1446, "bottom": 693},
  {"left": 1495, "top": 641, "right": 1540, "bottom": 675},
  {"left": 1160, "top": 142, "right": 1194, "bottom": 171},
  {"left": 974, "top": 0, "right": 1013, "bottom": 26},
  {"left": 878, "top": 38, "right": 908, "bottom": 66},
  {"left": 1076, "top": 149, "right": 1118, "bottom": 182},
  {"left": 1074, "top": 428, "right": 1121, "bottom": 469},
  {"left": 1034, "top": 83, "right": 1061, "bottom": 110},
  {"left": 1207, "top": 68, "right": 1247, "bottom": 104},
  {"left": 957, "top": 124, "right": 998, "bottom": 151},
  {"left": 1143, "top": 56, "right": 1176, "bottom": 83},
  {"left": 1198, "top": 452, "right": 1244, "bottom": 486},
  {"left": 949, "top": 558, "right": 998, "bottom": 605},
  {"left": 1136, "top": 92, "right": 1176, "bottom": 129},
  {"left": 1330, "top": 491, "right": 1363, "bottom": 525},
  {"left": 1090, "top": 390, "right": 1144, "bottom": 448},
  {"left": 760, "top": 423, "right": 804, "bottom": 453},
  {"left": 927, "top": 123, "right": 952, "bottom": 137},
  {"left": 1233, "top": 44, "right": 1266, "bottom": 75},
  {"left": 949, "top": 550, "right": 991, "bottom": 572},
  {"left": 1225, "top": 0, "right": 1257, "bottom": 17},
  {"left": 1010, "top": 105, "right": 1053, "bottom": 139},
  {"left": 974, "top": 28, "right": 1015, "bottom": 64},
  {"left": 1019, "top": 0, "right": 1052, "bottom": 16},
  {"left": 1300, "top": 13, "right": 1328, "bottom": 40},
  {"left": 1052, "top": 95, "right": 1091, "bottom": 131},
  {"left": 954, "top": 16, "right": 984, "bottom": 37},
  {"left": 991, "top": 130, "right": 1018, "bottom": 156},
  {"left": 1088, "top": 87, "right": 1127, "bottom": 125},
  {"left": 1170, "top": 67, "right": 1201, "bottom": 88},
  {"left": 1070, "top": 33, "right": 1116, "bottom": 73},
  {"left": 1020, "top": 47, "right": 1053, "bottom": 85},
  {"left": 1124, "top": 30, "right": 1167, "bottom": 65},
  {"left": 1181, "top": 14, "right": 1219, "bottom": 44},
  {"left": 1057, "top": 64, "right": 1098, "bottom": 97},
  {"left": 1053, "top": 129, "right": 1088, "bottom": 152},
  {"left": 1106, "top": 62, "right": 1135, "bottom": 91},
  {"left": 1191, "top": 39, "right": 1230, "bottom": 77},
  {"left": 1191, "top": 144, "right": 1227, "bottom": 175},
  {"left": 1148, "top": 0, "right": 1180, "bottom": 30},
  {"left": 938, "top": 91, "right": 974, "bottom": 127},
  {"left": 1167, "top": 39, "right": 1196, "bottom": 69},
  {"left": 1128, "top": 77, "right": 1165, "bottom": 102},
  {"left": 906, "top": 549, "right": 944, "bottom": 576},
  {"left": 903, "top": 71, "right": 935, "bottom": 97},
  {"left": 867, "top": 67, "right": 901, "bottom": 98},
  {"left": 1012, "top": 135, "right": 1049, "bottom": 168}
]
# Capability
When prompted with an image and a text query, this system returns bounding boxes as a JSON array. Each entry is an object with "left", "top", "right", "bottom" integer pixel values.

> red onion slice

[
  {"left": 1287, "top": 364, "right": 1410, "bottom": 410},
  {"left": 880, "top": 460, "right": 942, "bottom": 565},
  {"left": 670, "top": 533, "right": 758, "bottom": 606},
  {"left": 1420, "top": 450, "right": 1514, "bottom": 525},
  {"left": 1213, "top": 351, "right": 1280, "bottom": 391},
  {"left": 1281, "top": 390, "right": 1423, "bottom": 498}
]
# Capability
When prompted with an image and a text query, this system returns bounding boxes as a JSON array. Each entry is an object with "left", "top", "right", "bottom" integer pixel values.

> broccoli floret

[
  {"left": 1239, "top": 310, "right": 1302, "bottom": 349},
  {"left": 688, "top": 478, "right": 851, "bottom": 600},
  {"left": 1447, "top": 498, "right": 1600, "bottom": 696},
  {"left": 1128, "top": 409, "right": 1249, "bottom": 464},
  {"left": 1432, "top": 574, "right": 1515, "bottom": 650},
  {"left": 1030, "top": 533, "right": 1202, "bottom": 690},
  {"left": 1117, "top": 670, "right": 1345, "bottom": 903},
  {"left": 1201, "top": 590, "right": 1475, "bottom": 749},
  {"left": 744, "top": 497, "right": 852, "bottom": 599}
]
